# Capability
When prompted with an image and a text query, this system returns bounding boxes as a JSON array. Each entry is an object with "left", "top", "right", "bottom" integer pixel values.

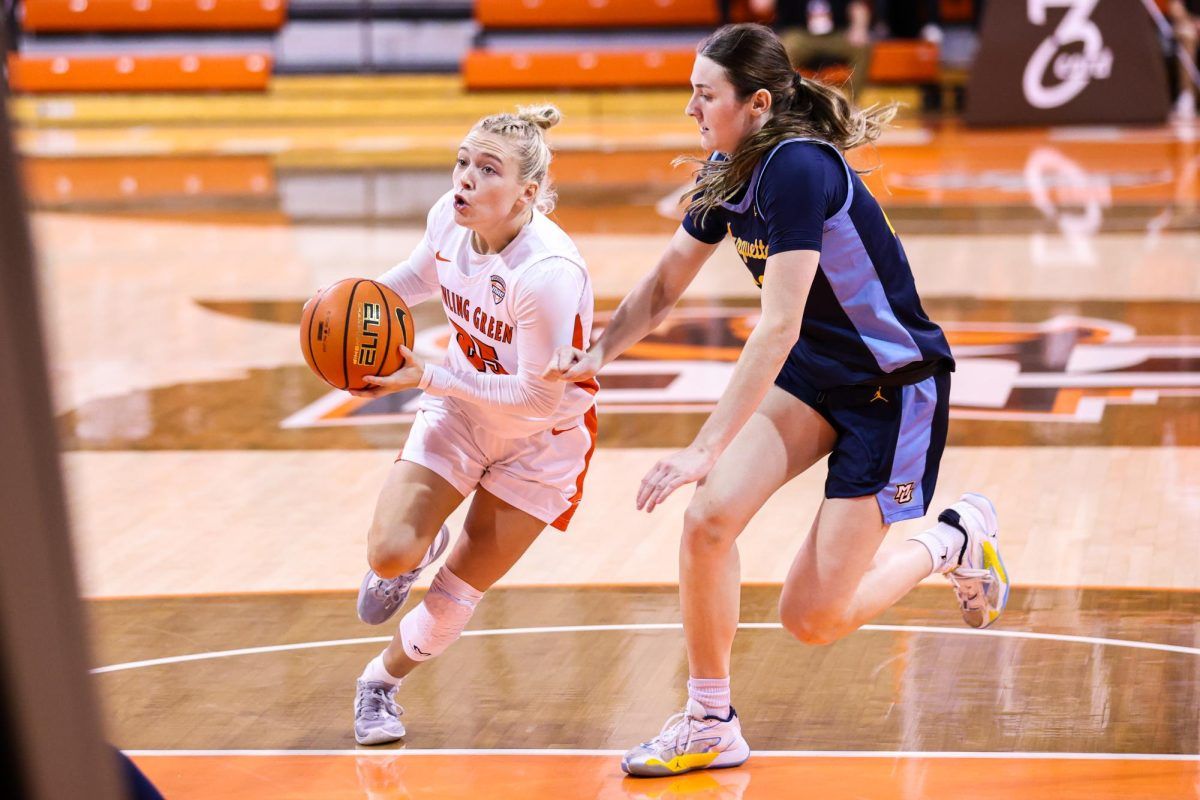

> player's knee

[
  {"left": 367, "top": 525, "right": 426, "bottom": 579},
  {"left": 682, "top": 500, "right": 741, "bottom": 551},
  {"left": 779, "top": 602, "right": 846, "bottom": 646},
  {"left": 398, "top": 566, "right": 482, "bottom": 662}
]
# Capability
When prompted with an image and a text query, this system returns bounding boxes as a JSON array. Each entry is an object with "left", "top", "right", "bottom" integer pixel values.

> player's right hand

[{"left": 542, "top": 345, "right": 602, "bottom": 382}]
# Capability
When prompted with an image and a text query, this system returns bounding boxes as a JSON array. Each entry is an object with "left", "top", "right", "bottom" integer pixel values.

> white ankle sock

[
  {"left": 687, "top": 676, "right": 731, "bottom": 719},
  {"left": 359, "top": 653, "right": 403, "bottom": 687},
  {"left": 910, "top": 520, "right": 968, "bottom": 575}
]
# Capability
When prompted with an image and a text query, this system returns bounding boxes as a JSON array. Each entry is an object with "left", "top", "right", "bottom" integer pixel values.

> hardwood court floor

[
  {"left": 128, "top": 755, "right": 1199, "bottom": 800},
  {"left": 99, "top": 585, "right": 1200, "bottom": 797},
  {"left": 17, "top": 112, "right": 1200, "bottom": 797},
  {"left": 93, "top": 587, "right": 1200, "bottom": 754}
]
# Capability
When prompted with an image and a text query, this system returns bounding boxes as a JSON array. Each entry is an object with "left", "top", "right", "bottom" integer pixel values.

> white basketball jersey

[{"left": 423, "top": 192, "right": 596, "bottom": 437}]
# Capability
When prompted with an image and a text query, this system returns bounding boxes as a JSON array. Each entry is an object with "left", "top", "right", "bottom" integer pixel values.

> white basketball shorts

[{"left": 398, "top": 396, "right": 598, "bottom": 531}]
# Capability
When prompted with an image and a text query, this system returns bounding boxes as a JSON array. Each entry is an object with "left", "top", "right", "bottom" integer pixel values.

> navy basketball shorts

[{"left": 774, "top": 366, "right": 951, "bottom": 524}]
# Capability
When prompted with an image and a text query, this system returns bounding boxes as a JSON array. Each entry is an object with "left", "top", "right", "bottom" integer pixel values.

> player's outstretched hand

[
  {"left": 542, "top": 345, "right": 603, "bottom": 382},
  {"left": 636, "top": 446, "right": 717, "bottom": 513},
  {"left": 350, "top": 345, "right": 425, "bottom": 398}
]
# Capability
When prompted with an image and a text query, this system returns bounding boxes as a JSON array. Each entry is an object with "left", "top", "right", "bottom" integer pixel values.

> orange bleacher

[
  {"left": 869, "top": 39, "right": 939, "bottom": 84},
  {"left": 8, "top": 53, "right": 272, "bottom": 92},
  {"left": 464, "top": 49, "right": 696, "bottom": 90},
  {"left": 13, "top": 0, "right": 283, "bottom": 93},
  {"left": 21, "top": 0, "right": 286, "bottom": 32},
  {"left": 22, "top": 156, "right": 275, "bottom": 204},
  {"left": 476, "top": 0, "right": 719, "bottom": 28},
  {"left": 464, "top": 39, "right": 939, "bottom": 91}
]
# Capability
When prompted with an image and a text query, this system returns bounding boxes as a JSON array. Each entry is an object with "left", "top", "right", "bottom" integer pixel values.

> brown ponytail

[{"left": 679, "top": 24, "right": 897, "bottom": 222}]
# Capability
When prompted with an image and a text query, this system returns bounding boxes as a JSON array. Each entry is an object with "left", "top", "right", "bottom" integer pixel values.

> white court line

[
  {"left": 91, "top": 622, "right": 1200, "bottom": 675},
  {"left": 122, "top": 749, "right": 1200, "bottom": 761}
]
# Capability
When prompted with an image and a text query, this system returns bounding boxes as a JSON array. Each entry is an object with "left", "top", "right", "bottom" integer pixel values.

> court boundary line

[
  {"left": 91, "top": 621, "right": 1200, "bottom": 675},
  {"left": 122, "top": 749, "right": 1200, "bottom": 761}
]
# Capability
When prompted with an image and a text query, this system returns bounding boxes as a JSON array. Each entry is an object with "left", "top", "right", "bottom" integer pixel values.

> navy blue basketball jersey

[{"left": 682, "top": 138, "right": 954, "bottom": 390}]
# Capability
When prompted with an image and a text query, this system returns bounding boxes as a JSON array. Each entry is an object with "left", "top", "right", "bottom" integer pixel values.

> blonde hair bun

[{"left": 516, "top": 104, "right": 562, "bottom": 131}]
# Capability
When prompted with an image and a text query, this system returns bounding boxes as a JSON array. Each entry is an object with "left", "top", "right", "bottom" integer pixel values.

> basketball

[{"left": 299, "top": 278, "right": 416, "bottom": 391}]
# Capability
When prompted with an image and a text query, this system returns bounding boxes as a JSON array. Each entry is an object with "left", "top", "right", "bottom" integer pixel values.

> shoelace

[
  {"left": 357, "top": 685, "right": 401, "bottom": 721},
  {"left": 646, "top": 709, "right": 700, "bottom": 756},
  {"left": 949, "top": 569, "right": 991, "bottom": 610},
  {"left": 369, "top": 576, "right": 404, "bottom": 603}
]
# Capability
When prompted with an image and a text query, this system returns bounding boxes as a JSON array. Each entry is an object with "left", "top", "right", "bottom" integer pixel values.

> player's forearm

[
  {"left": 420, "top": 364, "right": 564, "bottom": 416},
  {"left": 595, "top": 241, "right": 700, "bottom": 369},
  {"left": 591, "top": 273, "right": 671, "bottom": 366},
  {"left": 376, "top": 259, "right": 439, "bottom": 306},
  {"left": 690, "top": 321, "right": 796, "bottom": 457}
]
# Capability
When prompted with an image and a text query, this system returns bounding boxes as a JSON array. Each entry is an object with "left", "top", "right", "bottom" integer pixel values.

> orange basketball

[{"left": 299, "top": 278, "right": 416, "bottom": 391}]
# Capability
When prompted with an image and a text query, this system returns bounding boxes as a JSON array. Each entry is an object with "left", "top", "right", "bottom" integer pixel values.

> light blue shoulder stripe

[
  {"left": 811, "top": 144, "right": 921, "bottom": 372},
  {"left": 751, "top": 136, "right": 854, "bottom": 220}
]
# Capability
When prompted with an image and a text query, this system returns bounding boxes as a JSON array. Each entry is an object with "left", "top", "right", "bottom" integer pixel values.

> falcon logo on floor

[{"left": 281, "top": 305, "right": 1200, "bottom": 428}]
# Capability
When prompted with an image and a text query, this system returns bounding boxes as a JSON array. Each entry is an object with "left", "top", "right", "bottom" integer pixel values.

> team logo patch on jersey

[
  {"left": 490, "top": 275, "right": 506, "bottom": 304},
  {"left": 894, "top": 482, "right": 915, "bottom": 504}
]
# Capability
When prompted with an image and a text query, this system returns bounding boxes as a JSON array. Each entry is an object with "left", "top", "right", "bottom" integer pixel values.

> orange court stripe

[{"left": 130, "top": 753, "right": 1200, "bottom": 799}]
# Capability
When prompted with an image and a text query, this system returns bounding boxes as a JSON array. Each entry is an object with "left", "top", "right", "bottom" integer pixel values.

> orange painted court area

[{"left": 131, "top": 754, "right": 1200, "bottom": 799}]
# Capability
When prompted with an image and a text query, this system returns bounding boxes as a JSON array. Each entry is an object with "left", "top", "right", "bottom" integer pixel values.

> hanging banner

[{"left": 966, "top": 0, "right": 1170, "bottom": 126}]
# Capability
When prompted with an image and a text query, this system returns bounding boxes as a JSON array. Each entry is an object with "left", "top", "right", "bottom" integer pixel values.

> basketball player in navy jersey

[{"left": 545, "top": 23, "right": 1009, "bottom": 776}]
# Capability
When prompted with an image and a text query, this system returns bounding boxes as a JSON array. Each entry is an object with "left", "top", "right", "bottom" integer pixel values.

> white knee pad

[{"left": 398, "top": 566, "right": 482, "bottom": 662}]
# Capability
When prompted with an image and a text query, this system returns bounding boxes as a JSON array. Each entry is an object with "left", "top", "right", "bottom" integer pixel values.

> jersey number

[{"left": 450, "top": 319, "right": 508, "bottom": 374}]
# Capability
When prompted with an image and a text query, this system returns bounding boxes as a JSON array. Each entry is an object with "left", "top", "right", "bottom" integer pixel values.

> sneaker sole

[
  {"left": 354, "top": 726, "right": 406, "bottom": 746},
  {"left": 979, "top": 538, "right": 1011, "bottom": 628},
  {"left": 620, "top": 739, "right": 750, "bottom": 777},
  {"left": 962, "top": 492, "right": 1009, "bottom": 628}
]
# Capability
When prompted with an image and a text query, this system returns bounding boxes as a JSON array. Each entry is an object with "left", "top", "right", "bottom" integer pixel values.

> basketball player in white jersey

[{"left": 343, "top": 105, "right": 598, "bottom": 745}]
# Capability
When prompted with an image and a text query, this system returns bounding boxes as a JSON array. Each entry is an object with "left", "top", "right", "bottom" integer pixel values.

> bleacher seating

[
  {"left": 475, "top": 0, "right": 718, "bottom": 28},
  {"left": 8, "top": 0, "right": 963, "bottom": 98},
  {"left": 464, "top": 40, "right": 938, "bottom": 92},
  {"left": 13, "top": 0, "right": 282, "bottom": 91},
  {"left": 21, "top": 0, "right": 285, "bottom": 32},
  {"left": 8, "top": 52, "right": 272, "bottom": 91}
]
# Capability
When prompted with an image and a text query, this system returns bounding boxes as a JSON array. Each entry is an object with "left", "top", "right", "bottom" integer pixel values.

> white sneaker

[
  {"left": 941, "top": 493, "right": 1010, "bottom": 629},
  {"left": 621, "top": 699, "right": 750, "bottom": 778},
  {"left": 357, "top": 525, "right": 450, "bottom": 625},
  {"left": 353, "top": 680, "right": 405, "bottom": 745}
]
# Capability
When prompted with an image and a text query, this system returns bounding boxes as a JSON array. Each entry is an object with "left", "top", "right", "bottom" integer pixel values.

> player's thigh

[
  {"left": 688, "top": 385, "right": 837, "bottom": 540},
  {"left": 369, "top": 459, "right": 465, "bottom": 555},
  {"left": 780, "top": 494, "right": 889, "bottom": 620},
  {"left": 444, "top": 487, "right": 548, "bottom": 591}
]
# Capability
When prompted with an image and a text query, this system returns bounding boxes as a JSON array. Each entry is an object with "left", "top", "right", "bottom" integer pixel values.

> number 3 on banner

[
  {"left": 450, "top": 319, "right": 508, "bottom": 374},
  {"left": 1023, "top": 0, "right": 1113, "bottom": 109}
]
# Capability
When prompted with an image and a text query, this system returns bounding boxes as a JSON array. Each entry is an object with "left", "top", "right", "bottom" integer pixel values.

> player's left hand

[
  {"left": 349, "top": 345, "right": 425, "bottom": 398},
  {"left": 636, "top": 445, "right": 717, "bottom": 513}
]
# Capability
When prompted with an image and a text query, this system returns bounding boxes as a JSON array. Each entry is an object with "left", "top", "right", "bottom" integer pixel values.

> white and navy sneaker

[
  {"left": 621, "top": 699, "right": 750, "bottom": 778},
  {"left": 939, "top": 493, "right": 1010, "bottom": 629},
  {"left": 357, "top": 525, "right": 450, "bottom": 625},
  {"left": 353, "top": 680, "right": 405, "bottom": 745}
]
